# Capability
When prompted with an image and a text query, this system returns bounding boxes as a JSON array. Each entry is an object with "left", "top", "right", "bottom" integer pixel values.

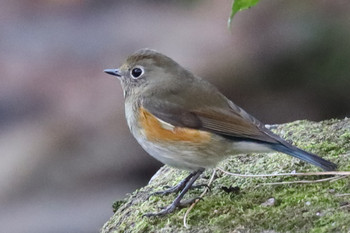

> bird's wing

[
  {"left": 142, "top": 97, "right": 338, "bottom": 171},
  {"left": 141, "top": 98, "right": 278, "bottom": 144}
]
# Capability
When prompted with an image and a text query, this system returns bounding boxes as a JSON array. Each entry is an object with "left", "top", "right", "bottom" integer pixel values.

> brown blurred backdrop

[{"left": 0, "top": 1, "right": 349, "bottom": 232}]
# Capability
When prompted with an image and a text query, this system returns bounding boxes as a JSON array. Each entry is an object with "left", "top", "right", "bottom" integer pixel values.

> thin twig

[
  {"left": 261, "top": 176, "right": 345, "bottom": 186},
  {"left": 217, "top": 167, "right": 350, "bottom": 177},
  {"left": 330, "top": 176, "right": 347, "bottom": 182},
  {"left": 183, "top": 169, "right": 217, "bottom": 229},
  {"left": 335, "top": 193, "right": 350, "bottom": 197},
  {"left": 340, "top": 204, "right": 350, "bottom": 209}
]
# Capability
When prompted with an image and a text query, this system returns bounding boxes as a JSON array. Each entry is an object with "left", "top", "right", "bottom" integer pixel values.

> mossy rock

[{"left": 101, "top": 118, "right": 350, "bottom": 233}]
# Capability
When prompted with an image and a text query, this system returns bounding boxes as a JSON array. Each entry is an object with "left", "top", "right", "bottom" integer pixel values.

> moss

[
  {"left": 101, "top": 118, "right": 350, "bottom": 233},
  {"left": 112, "top": 200, "right": 127, "bottom": 213}
]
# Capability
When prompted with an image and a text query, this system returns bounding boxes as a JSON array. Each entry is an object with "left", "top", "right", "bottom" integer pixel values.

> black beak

[{"left": 104, "top": 69, "right": 121, "bottom": 77}]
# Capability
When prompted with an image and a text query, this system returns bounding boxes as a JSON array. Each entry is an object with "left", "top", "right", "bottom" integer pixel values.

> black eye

[{"left": 130, "top": 66, "right": 144, "bottom": 79}]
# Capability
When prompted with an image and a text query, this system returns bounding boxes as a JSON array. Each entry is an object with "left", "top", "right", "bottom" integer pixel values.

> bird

[{"left": 104, "top": 48, "right": 337, "bottom": 217}]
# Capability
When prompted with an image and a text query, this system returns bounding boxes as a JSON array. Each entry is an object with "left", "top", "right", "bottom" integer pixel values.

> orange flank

[{"left": 139, "top": 107, "right": 211, "bottom": 143}]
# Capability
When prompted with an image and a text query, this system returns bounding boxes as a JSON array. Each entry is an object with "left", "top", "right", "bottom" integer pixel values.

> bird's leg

[
  {"left": 144, "top": 169, "right": 204, "bottom": 217},
  {"left": 148, "top": 171, "right": 196, "bottom": 197}
]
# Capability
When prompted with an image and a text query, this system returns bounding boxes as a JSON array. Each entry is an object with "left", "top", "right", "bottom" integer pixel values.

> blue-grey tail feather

[{"left": 269, "top": 144, "right": 337, "bottom": 171}]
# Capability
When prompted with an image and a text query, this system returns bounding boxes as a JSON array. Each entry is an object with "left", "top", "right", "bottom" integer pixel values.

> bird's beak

[{"left": 104, "top": 69, "right": 122, "bottom": 77}]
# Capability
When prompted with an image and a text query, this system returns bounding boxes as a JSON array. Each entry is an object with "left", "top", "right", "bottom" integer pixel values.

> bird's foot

[
  {"left": 144, "top": 169, "right": 204, "bottom": 217},
  {"left": 143, "top": 197, "right": 201, "bottom": 217},
  {"left": 148, "top": 182, "right": 186, "bottom": 197},
  {"left": 147, "top": 171, "right": 199, "bottom": 199}
]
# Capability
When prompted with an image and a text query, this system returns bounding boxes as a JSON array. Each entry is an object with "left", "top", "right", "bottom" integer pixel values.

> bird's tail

[{"left": 270, "top": 143, "right": 337, "bottom": 171}]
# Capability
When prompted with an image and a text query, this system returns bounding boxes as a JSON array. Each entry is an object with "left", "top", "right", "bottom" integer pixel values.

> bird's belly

[
  {"left": 136, "top": 137, "right": 228, "bottom": 171},
  {"left": 127, "top": 106, "right": 228, "bottom": 170}
]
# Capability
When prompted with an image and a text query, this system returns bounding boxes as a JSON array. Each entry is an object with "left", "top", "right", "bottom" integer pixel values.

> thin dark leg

[
  {"left": 148, "top": 171, "right": 196, "bottom": 197},
  {"left": 144, "top": 169, "right": 204, "bottom": 217}
]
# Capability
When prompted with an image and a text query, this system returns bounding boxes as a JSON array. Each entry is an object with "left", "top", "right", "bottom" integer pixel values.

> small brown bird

[{"left": 104, "top": 49, "right": 336, "bottom": 216}]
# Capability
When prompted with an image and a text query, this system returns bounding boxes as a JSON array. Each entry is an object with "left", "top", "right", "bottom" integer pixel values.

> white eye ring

[{"left": 130, "top": 66, "right": 144, "bottom": 79}]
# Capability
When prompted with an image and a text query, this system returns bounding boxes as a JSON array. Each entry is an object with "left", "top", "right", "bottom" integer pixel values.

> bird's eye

[{"left": 130, "top": 66, "right": 144, "bottom": 79}]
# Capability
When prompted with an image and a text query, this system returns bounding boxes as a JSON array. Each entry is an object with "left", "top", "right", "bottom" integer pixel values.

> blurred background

[{"left": 0, "top": 0, "right": 349, "bottom": 232}]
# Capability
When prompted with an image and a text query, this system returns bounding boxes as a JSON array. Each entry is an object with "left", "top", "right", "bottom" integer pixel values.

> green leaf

[{"left": 228, "top": 0, "right": 260, "bottom": 28}]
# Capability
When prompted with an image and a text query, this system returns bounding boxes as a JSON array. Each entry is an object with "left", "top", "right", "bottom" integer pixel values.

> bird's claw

[{"left": 143, "top": 197, "right": 202, "bottom": 217}]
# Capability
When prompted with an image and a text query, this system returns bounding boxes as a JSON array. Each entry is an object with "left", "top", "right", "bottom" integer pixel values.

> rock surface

[{"left": 101, "top": 118, "right": 350, "bottom": 233}]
